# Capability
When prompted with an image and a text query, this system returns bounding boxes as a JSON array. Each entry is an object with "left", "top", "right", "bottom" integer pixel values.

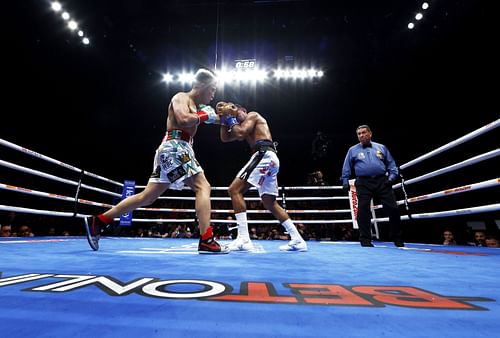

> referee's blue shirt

[{"left": 341, "top": 142, "right": 398, "bottom": 185}]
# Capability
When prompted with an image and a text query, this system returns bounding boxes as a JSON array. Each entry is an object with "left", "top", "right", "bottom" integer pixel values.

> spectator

[
  {"left": 249, "top": 227, "right": 259, "bottom": 240},
  {"left": 307, "top": 170, "right": 329, "bottom": 186},
  {"left": 337, "top": 224, "right": 353, "bottom": 241},
  {"left": 443, "top": 230, "right": 457, "bottom": 245},
  {"left": 1, "top": 224, "right": 12, "bottom": 237},
  {"left": 485, "top": 236, "right": 499, "bottom": 248},
  {"left": 18, "top": 224, "right": 34, "bottom": 237},
  {"left": 473, "top": 230, "right": 487, "bottom": 246},
  {"left": 171, "top": 225, "right": 187, "bottom": 238}
]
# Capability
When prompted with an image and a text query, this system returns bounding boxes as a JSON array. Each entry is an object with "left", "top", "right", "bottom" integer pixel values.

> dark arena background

[{"left": 1, "top": 1, "right": 499, "bottom": 337}]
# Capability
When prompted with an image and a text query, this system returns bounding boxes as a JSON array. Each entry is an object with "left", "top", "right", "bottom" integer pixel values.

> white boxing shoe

[
  {"left": 279, "top": 239, "right": 308, "bottom": 252},
  {"left": 227, "top": 238, "right": 254, "bottom": 251}
]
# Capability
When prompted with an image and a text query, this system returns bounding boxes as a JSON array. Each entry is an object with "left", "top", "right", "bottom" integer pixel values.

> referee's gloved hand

[{"left": 342, "top": 183, "right": 350, "bottom": 195}]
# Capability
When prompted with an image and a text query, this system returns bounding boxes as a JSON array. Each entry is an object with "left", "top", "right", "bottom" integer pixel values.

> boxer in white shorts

[{"left": 218, "top": 102, "right": 307, "bottom": 252}]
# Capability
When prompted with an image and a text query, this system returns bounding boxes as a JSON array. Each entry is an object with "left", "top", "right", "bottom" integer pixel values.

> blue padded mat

[{"left": 1, "top": 237, "right": 498, "bottom": 338}]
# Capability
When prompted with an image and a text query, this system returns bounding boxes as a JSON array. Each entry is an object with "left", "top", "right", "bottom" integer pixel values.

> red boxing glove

[{"left": 196, "top": 105, "right": 217, "bottom": 124}]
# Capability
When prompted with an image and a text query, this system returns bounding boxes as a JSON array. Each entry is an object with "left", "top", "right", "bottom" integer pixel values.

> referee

[{"left": 341, "top": 125, "right": 404, "bottom": 247}]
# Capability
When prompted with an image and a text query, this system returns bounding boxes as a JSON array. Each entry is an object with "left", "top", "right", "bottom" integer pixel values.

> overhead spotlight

[
  {"left": 415, "top": 13, "right": 423, "bottom": 21},
  {"left": 49, "top": 4, "right": 91, "bottom": 46},
  {"left": 422, "top": 2, "right": 429, "bottom": 10},
  {"left": 408, "top": 22, "right": 415, "bottom": 29},
  {"left": 68, "top": 20, "right": 78, "bottom": 30},
  {"left": 178, "top": 73, "right": 195, "bottom": 84},
  {"left": 51, "top": 2, "right": 62, "bottom": 12},
  {"left": 162, "top": 73, "right": 173, "bottom": 83},
  {"left": 162, "top": 68, "right": 324, "bottom": 86},
  {"left": 271, "top": 68, "right": 323, "bottom": 80},
  {"left": 273, "top": 69, "right": 285, "bottom": 79},
  {"left": 216, "top": 70, "right": 235, "bottom": 83}
]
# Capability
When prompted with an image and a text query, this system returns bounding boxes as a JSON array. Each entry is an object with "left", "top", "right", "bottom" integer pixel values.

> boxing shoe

[
  {"left": 198, "top": 227, "right": 230, "bottom": 254},
  {"left": 360, "top": 240, "right": 374, "bottom": 247},
  {"left": 85, "top": 215, "right": 105, "bottom": 251},
  {"left": 279, "top": 239, "right": 308, "bottom": 252},
  {"left": 227, "top": 237, "right": 254, "bottom": 251},
  {"left": 394, "top": 240, "right": 405, "bottom": 247}
]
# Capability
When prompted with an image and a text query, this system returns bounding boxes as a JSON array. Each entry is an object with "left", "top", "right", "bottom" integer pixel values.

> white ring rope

[
  {"left": 157, "top": 196, "right": 346, "bottom": 201},
  {"left": 0, "top": 182, "right": 113, "bottom": 209},
  {"left": 0, "top": 159, "right": 121, "bottom": 198},
  {"left": 127, "top": 219, "right": 349, "bottom": 224},
  {"left": 139, "top": 208, "right": 350, "bottom": 214},
  {"left": 406, "top": 178, "right": 500, "bottom": 203},
  {"left": 0, "top": 138, "right": 123, "bottom": 187},
  {"left": 399, "top": 118, "right": 499, "bottom": 169},
  {"left": 136, "top": 185, "right": 340, "bottom": 190},
  {"left": 374, "top": 203, "right": 500, "bottom": 223},
  {"left": 0, "top": 204, "right": 87, "bottom": 218},
  {"left": 283, "top": 186, "right": 342, "bottom": 190},
  {"left": 392, "top": 149, "right": 499, "bottom": 189},
  {"left": 373, "top": 177, "right": 500, "bottom": 210}
]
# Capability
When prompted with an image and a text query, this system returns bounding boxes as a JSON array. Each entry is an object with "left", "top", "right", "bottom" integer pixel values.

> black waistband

[{"left": 253, "top": 140, "right": 277, "bottom": 153}]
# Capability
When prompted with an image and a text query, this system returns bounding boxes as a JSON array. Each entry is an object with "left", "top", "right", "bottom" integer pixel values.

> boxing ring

[{"left": 1, "top": 119, "right": 499, "bottom": 338}]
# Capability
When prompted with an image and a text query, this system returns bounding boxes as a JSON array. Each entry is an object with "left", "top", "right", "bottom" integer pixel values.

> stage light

[
  {"left": 217, "top": 70, "right": 235, "bottom": 83},
  {"left": 51, "top": 2, "right": 62, "bottom": 12},
  {"left": 178, "top": 73, "right": 195, "bottom": 84},
  {"left": 407, "top": 2, "right": 433, "bottom": 30},
  {"left": 68, "top": 20, "right": 78, "bottom": 30},
  {"left": 162, "top": 67, "right": 324, "bottom": 87},
  {"left": 47, "top": 3, "right": 91, "bottom": 46},
  {"left": 162, "top": 73, "right": 173, "bottom": 83}
]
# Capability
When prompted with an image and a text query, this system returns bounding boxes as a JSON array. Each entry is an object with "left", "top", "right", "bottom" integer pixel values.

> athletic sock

[
  {"left": 98, "top": 214, "right": 113, "bottom": 224},
  {"left": 281, "top": 219, "right": 302, "bottom": 241},
  {"left": 235, "top": 212, "right": 250, "bottom": 241}
]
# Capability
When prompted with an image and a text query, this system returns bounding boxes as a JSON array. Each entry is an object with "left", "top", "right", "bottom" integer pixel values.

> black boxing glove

[{"left": 342, "top": 183, "right": 350, "bottom": 195}]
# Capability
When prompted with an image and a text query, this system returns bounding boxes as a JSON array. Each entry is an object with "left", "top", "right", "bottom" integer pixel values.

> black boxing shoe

[
  {"left": 360, "top": 240, "right": 374, "bottom": 247},
  {"left": 85, "top": 215, "right": 105, "bottom": 251},
  {"left": 394, "top": 240, "right": 405, "bottom": 247}
]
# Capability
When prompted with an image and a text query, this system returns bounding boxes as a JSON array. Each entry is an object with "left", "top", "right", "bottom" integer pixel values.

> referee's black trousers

[{"left": 355, "top": 176, "right": 402, "bottom": 242}]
